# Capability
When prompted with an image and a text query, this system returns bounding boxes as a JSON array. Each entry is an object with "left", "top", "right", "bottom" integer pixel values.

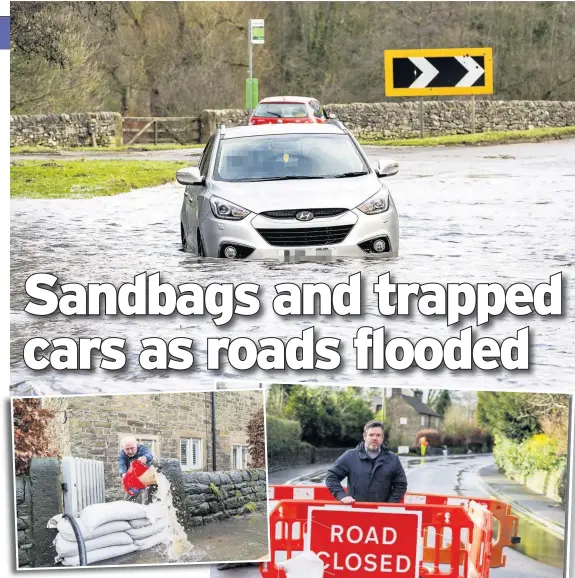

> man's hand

[
  {"left": 137, "top": 456, "right": 147, "bottom": 464},
  {"left": 340, "top": 496, "right": 356, "bottom": 504}
]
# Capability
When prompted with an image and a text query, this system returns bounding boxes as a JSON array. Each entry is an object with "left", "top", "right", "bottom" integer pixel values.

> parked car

[
  {"left": 249, "top": 96, "right": 333, "bottom": 125},
  {"left": 177, "top": 122, "right": 399, "bottom": 261}
]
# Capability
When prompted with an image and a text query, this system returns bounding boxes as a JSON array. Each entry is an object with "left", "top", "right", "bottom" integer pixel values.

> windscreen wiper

[
  {"left": 332, "top": 171, "right": 369, "bottom": 178},
  {"left": 239, "top": 175, "right": 328, "bottom": 182}
]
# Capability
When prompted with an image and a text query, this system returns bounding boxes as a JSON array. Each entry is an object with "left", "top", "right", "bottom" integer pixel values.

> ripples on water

[{"left": 10, "top": 141, "right": 575, "bottom": 394}]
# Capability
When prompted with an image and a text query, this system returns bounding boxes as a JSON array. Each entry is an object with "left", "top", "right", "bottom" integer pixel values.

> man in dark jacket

[
  {"left": 326, "top": 420, "right": 407, "bottom": 504},
  {"left": 119, "top": 436, "right": 155, "bottom": 504}
]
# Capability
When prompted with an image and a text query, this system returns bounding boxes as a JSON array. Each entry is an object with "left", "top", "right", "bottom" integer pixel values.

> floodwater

[
  {"left": 91, "top": 513, "right": 268, "bottom": 566},
  {"left": 10, "top": 140, "right": 575, "bottom": 394}
]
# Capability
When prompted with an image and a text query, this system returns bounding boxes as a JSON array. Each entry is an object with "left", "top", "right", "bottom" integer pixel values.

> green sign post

[
  {"left": 247, "top": 19, "right": 264, "bottom": 113},
  {"left": 245, "top": 78, "right": 259, "bottom": 110}
]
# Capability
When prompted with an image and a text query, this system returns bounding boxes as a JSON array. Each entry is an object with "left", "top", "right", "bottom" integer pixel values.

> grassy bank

[
  {"left": 11, "top": 160, "right": 188, "bottom": 199},
  {"left": 358, "top": 126, "right": 575, "bottom": 147},
  {"left": 10, "top": 143, "right": 203, "bottom": 154}
]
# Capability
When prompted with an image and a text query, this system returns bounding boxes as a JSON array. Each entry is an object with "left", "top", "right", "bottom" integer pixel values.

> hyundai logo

[{"left": 295, "top": 211, "right": 315, "bottom": 221}]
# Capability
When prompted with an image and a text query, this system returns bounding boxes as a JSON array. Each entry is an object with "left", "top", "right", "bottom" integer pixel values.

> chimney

[
  {"left": 391, "top": 388, "right": 402, "bottom": 398},
  {"left": 413, "top": 390, "right": 423, "bottom": 400}
]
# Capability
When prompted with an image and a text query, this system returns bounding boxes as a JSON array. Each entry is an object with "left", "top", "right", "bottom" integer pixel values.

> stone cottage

[
  {"left": 41, "top": 390, "right": 263, "bottom": 497},
  {"left": 372, "top": 389, "right": 442, "bottom": 447}
]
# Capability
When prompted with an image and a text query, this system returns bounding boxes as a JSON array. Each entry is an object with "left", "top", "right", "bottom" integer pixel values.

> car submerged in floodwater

[{"left": 177, "top": 123, "right": 399, "bottom": 261}]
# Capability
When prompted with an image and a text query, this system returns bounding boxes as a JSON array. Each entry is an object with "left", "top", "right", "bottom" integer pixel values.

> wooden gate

[{"left": 122, "top": 116, "right": 201, "bottom": 145}]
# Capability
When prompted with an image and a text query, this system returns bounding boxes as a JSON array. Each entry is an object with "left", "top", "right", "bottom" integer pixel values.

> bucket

[
  {"left": 123, "top": 461, "right": 157, "bottom": 496},
  {"left": 138, "top": 465, "right": 158, "bottom": 486}
]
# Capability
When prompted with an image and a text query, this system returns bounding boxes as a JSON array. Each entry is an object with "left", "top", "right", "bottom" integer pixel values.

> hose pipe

[{"left": 62, "top": 513, "right": 88, "bottom": 566}]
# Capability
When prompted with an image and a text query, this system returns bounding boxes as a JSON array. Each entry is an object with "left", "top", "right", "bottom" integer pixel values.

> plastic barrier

[
  {"left": 267, "top": 485, "right": 519, "bottom": 568},
  {"left": 260, "top": 499, "right": 493, "bottom": 578}
]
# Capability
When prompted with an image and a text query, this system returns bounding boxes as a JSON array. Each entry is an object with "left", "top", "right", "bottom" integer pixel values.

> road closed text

[
  {"left": 309, "top": 510, "right": 420, "bottom": 578},
  {"left": 316, "top": 525, "right": 412, "bottom": 573}
]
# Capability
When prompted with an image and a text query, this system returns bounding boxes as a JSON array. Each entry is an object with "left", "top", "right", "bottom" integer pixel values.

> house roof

[{"left": 401, "top": 395, "right": 441, "bottom": 418}]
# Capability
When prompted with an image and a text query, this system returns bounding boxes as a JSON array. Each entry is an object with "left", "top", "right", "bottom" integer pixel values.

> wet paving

[
  {"left": 88, "top": 513, "right": 268, "bottom": 567},
  {"left": 10, "top": 140, "right": 575, "bottom": 394}
]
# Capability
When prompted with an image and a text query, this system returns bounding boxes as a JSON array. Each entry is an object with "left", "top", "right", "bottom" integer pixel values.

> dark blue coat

[
  {"left": 325, "top": 442, "right": 408, "bottom": 503},
  {"left": 118, "top": 444, "right": 153, "bottom": 475}
]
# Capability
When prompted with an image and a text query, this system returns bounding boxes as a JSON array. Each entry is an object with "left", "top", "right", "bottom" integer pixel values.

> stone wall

[
  {"left": 268, "top": 446, "right": 351, "bottom": 471},
  {"left": 184, "top": 468, "right": 267, "bottom": 527},
  {"left": 11, "top": 101, "right": 575, "bottom": 148},
  {"left": 15, "top": 458, "right": 63, "bottom": 569},
  {"left": 508, "top": 466, "right": 566, "bottom": 504},
  {"left": 42, "top": 391, "right": 262, "bottom": 498},
  {"left": 16, "top": 476, "right": 33, "bottom": 568},
  {"left": 10, "top": 112, "right": 123, "bottom": 148},
  {"left": 200, "top": 100, "right": 575, "bottom": 141},
  {"left": 41, "top": 397, "right": 71, "bottom": 456}
]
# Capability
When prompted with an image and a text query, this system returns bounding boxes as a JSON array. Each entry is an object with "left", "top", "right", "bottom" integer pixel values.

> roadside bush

[
  {"left": 495, "top": 432, "right": 563, "bottom": 478},
  {"left": 13, "top": 398, "right": 58, "bottom": 475},
  {"left": 266, "top": 415, "right": 312, "bottom": 462},
  {"left": 415, "top": 429, "right": 441, "bottom": 447},
  {"left": 522, "top": 434, "right": 562, "bottom": 473}
]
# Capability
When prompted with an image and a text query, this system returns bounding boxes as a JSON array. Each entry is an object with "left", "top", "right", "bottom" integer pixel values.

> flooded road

[
  {"left": 260, "top": 455, "right": 564, "bottom": 578},
  {"left": 89, "top": 513, "right": 268, "bottom": 567},
  {"left": 10, "top": 140, "right": 575, "bottom": 394}
]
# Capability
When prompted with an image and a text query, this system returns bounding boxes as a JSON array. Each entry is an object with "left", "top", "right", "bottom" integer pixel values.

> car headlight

[
  {"left": 356, "top": 188, "right": 390, "bottom": 215},
  {"left": 210, "top": 196, "right": 250, "bottom": 220}
]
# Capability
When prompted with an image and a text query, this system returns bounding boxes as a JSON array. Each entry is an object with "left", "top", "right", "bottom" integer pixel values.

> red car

[{"left": 248, "top": 96, "right": 331, "bottom": 125}]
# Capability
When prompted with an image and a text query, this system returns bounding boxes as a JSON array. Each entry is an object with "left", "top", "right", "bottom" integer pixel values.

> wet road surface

[
  {"left": 10, "top": 140, "right": 575, "bottom": 393},
  {"left": 87, "top": 513, "right": 268, "bottom": 567},
  {"left": 209, "top": 455, "right": 564, "bottom": 578}
]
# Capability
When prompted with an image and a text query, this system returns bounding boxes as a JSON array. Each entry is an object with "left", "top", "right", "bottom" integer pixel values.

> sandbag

[
  {"left": 129, "top": 518, "right": 152, "bottom": 529},
  {"left": 59, "top": 544, "right": 139, "bottom": 566},
  {"left": 134, "top": 530, "right": 171, "bottom": 551},
  {"left": 54, "top": 531, "right": 134, "bottom": 558},
  {"left": 80, "top": 501, "right": 148, "bottom": 531},
  {"left": 126, "top": 518, "right": 168, "bottom": 540},
  {"left": 48, "top": 515, "right": 132, "bottom": 542}
]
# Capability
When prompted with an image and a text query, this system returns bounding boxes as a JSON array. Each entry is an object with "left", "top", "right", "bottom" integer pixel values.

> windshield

[
  {"left": 213, "top": 134, "right": 369, "bottom": 182},
  {"left": 253, "top": 103, "right": 309, "bottom": 118}
]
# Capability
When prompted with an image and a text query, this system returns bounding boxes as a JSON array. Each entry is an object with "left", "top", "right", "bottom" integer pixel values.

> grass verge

[
  {"left": 11, "top": 159, "right": 188, "bottom": 199},
  {"left": 11, "top": 142, "right": 204, "bottom": 154},
  {"left": 358, "top": 126, "right": 575, "bottom": 147}
]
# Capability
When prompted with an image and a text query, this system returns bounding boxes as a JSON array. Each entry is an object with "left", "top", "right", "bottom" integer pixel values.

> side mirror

[
  {"left": 328, "top": 113, "right": 337, "bottom": 119},
  {"left": 374, "top": 158, "right": 399, "bottom": 178},
  {"left": 176, "top": 167, "right": 204, "bottom": 186}
]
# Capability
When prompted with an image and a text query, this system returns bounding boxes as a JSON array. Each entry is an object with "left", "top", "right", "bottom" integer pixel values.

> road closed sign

[{"left": 307, "top": 506, "right": 422, "bottom": 577}]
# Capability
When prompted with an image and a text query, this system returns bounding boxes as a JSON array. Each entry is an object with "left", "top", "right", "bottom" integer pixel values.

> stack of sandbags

[{"left": 47, "top": 500, "right": 171, "bottom": 566}]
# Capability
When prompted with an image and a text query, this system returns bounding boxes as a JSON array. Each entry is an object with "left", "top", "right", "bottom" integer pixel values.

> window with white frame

[
  {"left": 137, "top": 438, "right": 157, "bottom": 456},
  {"left": 232, "top": 444, "right": 250, "bottom": 470},
  {"left": 421, "top": 415, "right": 425, "bottom": 427},
  {"left": 180, "top": 438, "right": 202, "bottom": 470}
]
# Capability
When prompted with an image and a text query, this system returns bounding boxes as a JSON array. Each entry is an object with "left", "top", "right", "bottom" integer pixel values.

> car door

[{"left": 185, "top": 136, "right": 214, "bottom": 252}]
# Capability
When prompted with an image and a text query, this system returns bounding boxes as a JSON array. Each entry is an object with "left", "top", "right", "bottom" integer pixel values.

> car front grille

[
  {"left": 260, "top": 208, "right": 348, "bottom": 219},
  {"left": 255, "top": 225, "right": 354, "bottom": 247}
]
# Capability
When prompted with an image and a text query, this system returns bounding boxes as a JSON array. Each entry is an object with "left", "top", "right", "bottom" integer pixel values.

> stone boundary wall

[
  {"left": 16, "top": 476, "right": 33, "bottom": 568},
  {"left": 268, "top": 446, "right": 352, "bottom": 471},
  {"left": 14, "top": 458, "right": 63, "bottom": 569},
  {"left": 10, "top": 112, "right": 122, "bottom": 148},
  {"left": 11, "top": 101, "right": 575, "bottom": 147},
  {"left": 200, "top": 100, "right": 575, "bottom": 141},
  {"left": 183, "top": 468, "right": 267, "bottom": 527},
  {"left": 507, "top": 465, "right": 566, "bottom": 504}
]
